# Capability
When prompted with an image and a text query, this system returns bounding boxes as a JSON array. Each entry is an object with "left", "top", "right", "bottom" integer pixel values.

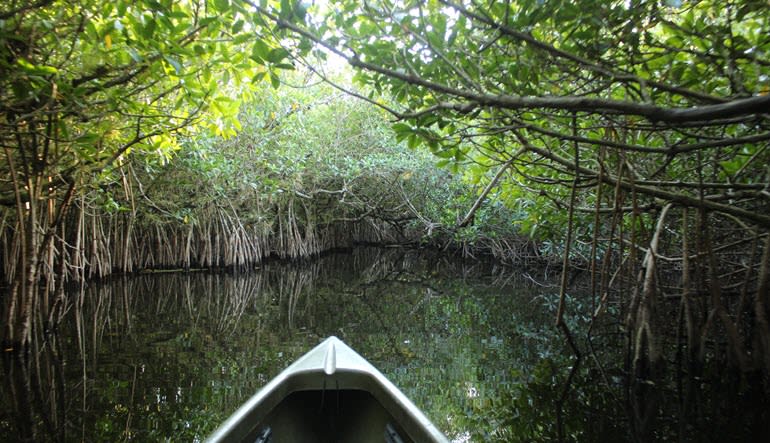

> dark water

[
  {"left": 2, "top": 248, "right": 765, "bottom": 442},
  {"left": 2, "top": 248, "right": 575, "bottom": 442}
]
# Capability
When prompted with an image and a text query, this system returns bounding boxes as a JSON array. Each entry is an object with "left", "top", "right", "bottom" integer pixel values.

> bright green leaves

[
  {"left": 7, "top": 57, "right": 60, "bottom": 103},
  {"left": 267, "top": 0, "right": 770, "bottom": 245},
  {"left": 251, "top": 43, "right": 290, "bottom": 66},
  {"left": 15, "top": 58, "right": 59, "bottom": 76},
  {"left": 641, "top": 1, "right": 770, "bottom": 98},
  {"left": 144, "top": 73, "right": 450, "bottom": 236},
  {"left": 0, "top": 0, "right": 293, "bottom": 215},
  {"left": 391, "top": 122, "right": 413, "bottom": 142},
  {"left": 249, "top": 39, "right": 293, "bottom": 89}
]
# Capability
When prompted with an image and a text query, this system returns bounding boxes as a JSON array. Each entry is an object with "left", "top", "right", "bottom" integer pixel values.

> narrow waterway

[
  {"left": 4, "top": 247, "right": 763, "bottom": 442},
  {"left": 3, "top": 248, "right": 577, "bottom": 441}
]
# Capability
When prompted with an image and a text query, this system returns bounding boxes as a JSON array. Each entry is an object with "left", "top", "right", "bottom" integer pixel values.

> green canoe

[{"left": 205, "top": 336, "right": 449, "bottom": 443}]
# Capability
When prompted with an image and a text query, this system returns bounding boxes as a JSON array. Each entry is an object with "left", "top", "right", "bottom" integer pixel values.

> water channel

[{"left": 2, "top": 247, "right": 762, "bottom": 441}]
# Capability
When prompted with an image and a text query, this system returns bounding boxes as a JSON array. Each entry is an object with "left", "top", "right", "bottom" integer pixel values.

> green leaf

[
  {"left": 251, "top": 40, "right": 270, "bottom": 62},
  {"left": 142, "top": 19, "right": 157, "bottom": 39},
  {"left": 164, "top": 56, "right": 182, "bottom": 74},
  {"left": 267, "top": 47, "right": 290, "bottom": 63},
  {"left": 214, "top": 0, "right": 230, "bottom": 13},
  {"left": 199, "top": 16, "right": 218, "bottom": 27},
  {"left": 295, "top": 2, "right": 308, "bottom": 20},
  {"left": 233, "top": 34, "right": 251, "bottom": 45},
  {"left": 167, "top": 10, "right": 190, "bottom": 19},
  {"left": 279, "top": 0, "right": 292, "bottom": 19},
  {"left": 85, "top": 21, "right": 99, "bottom": 40},
  {"left": 252, "top": 71, "right": 267, "bottom": 83},
  {"left": 407, "top": 134, "right": 421, "bottom": 149},
  {"left": 392, "top": 123, "right": 412, "bottom": 137},
  {"left": 16, "top": 59, "right": 58, "bottom": 75},
  {"left": 76, "top": 132, "right": 102, "bottom": 146},
  {"left": 269, "top": 71, "right": 280, "bottom": 89},
  {"left": 232, "top": 20, "right": 244, "bottom": 34}
]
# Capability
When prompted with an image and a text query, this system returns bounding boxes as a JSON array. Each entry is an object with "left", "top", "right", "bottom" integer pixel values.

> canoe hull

[{"left": 205, "top": 336, "right": 448, "bottom": 443}]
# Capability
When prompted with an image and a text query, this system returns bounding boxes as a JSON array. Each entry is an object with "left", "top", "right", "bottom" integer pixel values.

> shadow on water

[{"left": 1, "top": 247, "right": 767, "bottom": 442}]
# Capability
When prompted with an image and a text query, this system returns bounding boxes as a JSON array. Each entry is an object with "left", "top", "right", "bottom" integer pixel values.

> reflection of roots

[
  {"left": 756, "top": 236, "right": 770, "bottom": 375},
  {"left": 627, "top": 205, "right": 667, "bottom": 442},
  {"left": 629, "top": 339, "right": 660, "bottom": 443},
  {"left": 626, "top": 210, "right": 770, "bottom": 441},
  {"left": 3, "top": 336, "right": 67, "bottom": 442},
  {"left": 630, "top": 301, "right": 664, "bottom": 442}
]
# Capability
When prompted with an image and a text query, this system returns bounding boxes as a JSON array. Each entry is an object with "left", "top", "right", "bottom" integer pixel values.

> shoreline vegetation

[{"left": 1, "top": 71, "right": 543, "bottom": 283}]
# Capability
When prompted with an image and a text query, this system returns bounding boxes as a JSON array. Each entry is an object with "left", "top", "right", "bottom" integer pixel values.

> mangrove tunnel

[{"left": 1, "top": 0, "right": 769, "bottom": 441}]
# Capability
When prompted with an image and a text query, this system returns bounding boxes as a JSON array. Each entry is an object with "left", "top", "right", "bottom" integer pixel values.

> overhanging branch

[
  {"left": 251, "top": 4, "right": 770, "bottom": 125},
  {"left": 520, "top": 139, "right": 770, "bottom": 228}
]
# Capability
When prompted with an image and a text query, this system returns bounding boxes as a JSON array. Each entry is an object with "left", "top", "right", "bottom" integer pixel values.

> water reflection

[
  {"left": 2, "top": 337, "right": 67, "bottom": 443},
  {"left": 4, "top": 248, "right": 559, "bottom": 441}
]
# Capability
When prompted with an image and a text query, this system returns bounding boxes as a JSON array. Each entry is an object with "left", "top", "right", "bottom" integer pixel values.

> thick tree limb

[
  {"left": 0, "top": 0, "right": 54, "bottom": 20},
  {"left": 253, "top": 3, "right": 770, "bottom": 124},
  {"left": 392, "top": 95, "right": 770, "bottom": 125}
]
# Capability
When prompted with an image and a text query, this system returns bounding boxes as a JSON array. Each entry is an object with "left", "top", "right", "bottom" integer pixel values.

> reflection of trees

[
  {"left": 3, "top": 265, "right": 327, "bottom": 441},
  {"left": 1, "top": 337, "right": 67, "bottom": 442},
  {"left": 1, "top": 247, "right": 555, "bottom": 441}
]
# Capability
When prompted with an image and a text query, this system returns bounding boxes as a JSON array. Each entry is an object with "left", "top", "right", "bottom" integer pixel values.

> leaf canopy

[{"left": 249, "top": 0, "right": 770, "bottom": 231}]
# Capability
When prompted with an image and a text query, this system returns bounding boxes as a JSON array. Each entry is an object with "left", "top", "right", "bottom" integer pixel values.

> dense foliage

[
  {"left": 254, "top": 0, "right": 770, "bottom": 389},
  {"left": 0, "top": 1, "right": 524, "bottom": 344},
  {"left": 249, "top": 0, "right": 770, "bottom": 438},
  {"left": 84, "top": 73, "right": 527, "bottom": 272},
  {"left": 256, "top": 0, "right": 770, "bottom": 230},
  {"left": 0, "top": 0, "right": 296, "bottom": 345}
]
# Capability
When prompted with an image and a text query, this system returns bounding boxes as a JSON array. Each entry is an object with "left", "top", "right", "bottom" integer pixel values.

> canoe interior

[
  {"left": 244, "top": 389, "right": 414, "bottom": 443},
  {"left": 206, "top": 337, "right": 448, "bottom": 442}
]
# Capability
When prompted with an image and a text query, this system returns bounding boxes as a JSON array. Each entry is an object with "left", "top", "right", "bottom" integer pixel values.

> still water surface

[{"left": 1, "top": 248, "right": 612, "bottom": 441}]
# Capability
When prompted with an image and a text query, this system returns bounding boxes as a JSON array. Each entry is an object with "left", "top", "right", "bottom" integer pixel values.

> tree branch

[
  {"left": 0, "top": 0, "right": 54, "bottom": 20},
  {"left": 514, "top": 132, "right": 770, "bottom": 228},
  {"left": 440, "top": 0, "right": 726, "bottom": 104},
  {"left": 457, "top": 153, "right": 518, "bottom": 228},
  {"left": 251, "top": 3, "right": 770, "bottom": 124}
]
